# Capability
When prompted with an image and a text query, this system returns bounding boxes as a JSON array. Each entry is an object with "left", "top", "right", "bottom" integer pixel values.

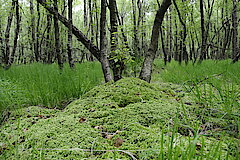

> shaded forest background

[{"left": 0, "top": 0, "right": 239, "bottom": 79}]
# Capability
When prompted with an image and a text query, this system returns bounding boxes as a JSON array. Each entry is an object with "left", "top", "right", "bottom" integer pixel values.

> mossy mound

[{"left": 0, "top": 78, "right": 238, "bottom": 159}]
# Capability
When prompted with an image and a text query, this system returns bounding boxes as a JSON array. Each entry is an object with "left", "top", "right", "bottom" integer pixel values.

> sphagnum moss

[{"left": 0, "top": 78, "right": 239, "bottom": 159}]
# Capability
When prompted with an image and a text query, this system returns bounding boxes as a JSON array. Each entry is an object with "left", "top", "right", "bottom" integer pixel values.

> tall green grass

[
  {"left": 153, "top": 59, "right": 240, "bottom": 85},
  {"left": 0, "top": 62, "right": 103, "bottom": 117},
  {"left": 153, "top": 59, "right": 240, "bottom": 138}
]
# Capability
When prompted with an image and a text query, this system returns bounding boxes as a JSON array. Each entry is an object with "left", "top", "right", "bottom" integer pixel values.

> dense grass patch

[
  {"left": 153, "top": 59, "right": 240, "bottom": 84},
  {"left": 0, "top": 62, "right": 103, "bottom": 121}
]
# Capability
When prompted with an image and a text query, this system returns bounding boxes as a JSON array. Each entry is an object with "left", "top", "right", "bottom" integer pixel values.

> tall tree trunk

[
  {"left": 100, "top": 0, "right": 113, "bottom": 82},
  {"left": 173, "top": 0, "right": 188, "bottom": 64},
  {"left": 84, "top": 0, "right": 88, "bottom": 27},
  {"left": 199, "top": 0, "right": 206, "bottom": 61},
  {"left": 4, "top": 0, "right": 15, "bottom": 67},
  {"left": 139, "top": 0, "right": 171, "bottom": 82},
  {"left": 37, "top": 0, "right": 113, "bottom": 82},
  {"left": 232, "top": 0, "right": 239, "bottom": 63},
  {"left": 36, "top": 0, "right": 101, "bottom": 61},
  {"left": 30, "top": 0, "right": 38, "bottom": 62},
  {"left": 46, "top": 14, "right": 53, "bottom": 63},
  {"left": 160, "top": 26, "right": 167, "bottom": 65},
  {"left": 67, "top": 0, "right": 74, "bottom": 68},
  {"left": 36, "top": 3, "right": 40, "bottom": 61},
  {"left": 53, "top": 0, "right": 63, "bottom": 69},
  {"left": 8, "top": 0, "right": 20, "bottom": 68},
  {"left": 88, "top": 0, "right": 94, "bottom": 61},
  {"left": 109, "top": 0, "right": 124, "bottom": 81},
  {"left": 132, "top": 0, "right": 139, "bottom": 58},
  {"left": 0, "top": 12, "right": 5, "bottom": 65}
]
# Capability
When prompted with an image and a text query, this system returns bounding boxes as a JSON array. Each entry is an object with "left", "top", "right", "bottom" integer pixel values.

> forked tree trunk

[
  {"left": 8, "top": 0, "right": 20, "bottom": 68},
  {"left": 139, "top": 0, "right": 171, "bottom": 82},
  {"left": 36, "top": 0, "right": 112, "bottom": 82},
  {"left": 4, "top": 0, "right": 15, "bottom": 68}
]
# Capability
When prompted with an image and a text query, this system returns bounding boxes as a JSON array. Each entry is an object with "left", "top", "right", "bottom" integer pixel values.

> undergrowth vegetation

[
  {"left": 0, "top": 60, "right": 239, "bottom": 159},
  {"left": 0, "top": 62, "right": 103, "bottom": 122}
]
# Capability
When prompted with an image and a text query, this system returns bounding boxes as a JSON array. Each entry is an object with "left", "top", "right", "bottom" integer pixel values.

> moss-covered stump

[{"left": 0, "top": 78, "right": 239, "bottom": 159}]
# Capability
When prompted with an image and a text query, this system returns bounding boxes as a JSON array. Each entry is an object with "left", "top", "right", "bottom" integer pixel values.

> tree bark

[
  {"left": 100, "top": 0, "right": 113, "bottom": 82},
  {"left": 3, "top": 0, "right": 15, "bottom": 68},
  {"left": 199, "top": 0, "right": 207, "bottom": 61},
  {"left": 36, "top": 0, "right": 101, "bottom": 61},
  {"left": 30, "top": 0, "right": 39, "bottom": 62},
  {"left": 67, "top": 0, "right": 75, "bottom": 68},
  {"left": 53, "top": 0, "right": 63, "bottom": 69},
  {"left": 173, "top": 0, "right": 188, "bottom": 64},
  {"left": 139, "top": 0, "right": 171, "bottom": 82},
  {"left": 232, "top": 0, "right": 239, "bottom": 63},
  {"left": 109, "top": 0, "right": 124, "bottom": 81},
  {"left": 8, "top": 0, "right": 20, "bottom": 67}
]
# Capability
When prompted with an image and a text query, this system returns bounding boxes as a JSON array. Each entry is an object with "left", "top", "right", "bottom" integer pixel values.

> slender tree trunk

[
  {"left": 199, "top": 0, "right": 206, "bottom": 61},
  {"left": 4, "top": 0, "right": 15, "bottom": 67},
  {"left": 37, "top": 0, "right": 114, "bottom": 82},
  {"left": 132, "top": 0, "right": 139, "bottom": 58},
  {"left": 88, "top": 0, "right": 94, "bottom": 61},
  {"left": 169, "top": 7, "right": 173, "bottom": 62},
  {"left": 36, "top": 0, "right": 101, "bottom": 61},
  {"left": 8, "top": 0, "right": 20, "bottom": 67},
  {"left": 109, "top": 0, "right": 124, "bottom": 81},
  {"left": 53, "top": 0, "right": 63, "bottom": 69},
  {"left": 46, "top": 14, "right": 53, "bottom": 63},
  {"left": 232, "top": 0, "right": 239, "bottom": 63},
  {"left": 160, "top": 26, "right": 167, "bottom": 65},
  {"left": 139, "top": 0, "right": 171, "bottom": 82},
  {"left": 67, "top": 0, "right": 74, "bottom": 68},
  {"left": 36, "top": 3, "right": 40, "bottom": 61},
  {"left": 84, "top": 0, "right": 88, "bottom": 27},
  {"left": 173, "top": 0, "right": 188, "bottom": 64},
  {"left": 30, "top": 0, "right": 38, "bottom": 62},
  {"left": 100, "top": 0, "right": 113, "bottom": 82},
  {"left": 0, "top": 13, "right": 5, "bottom": 65}
]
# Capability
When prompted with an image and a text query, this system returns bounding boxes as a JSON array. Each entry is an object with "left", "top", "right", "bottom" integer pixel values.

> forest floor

[{"left": 0, "top": 60, "right": 239, "bottom": 159}]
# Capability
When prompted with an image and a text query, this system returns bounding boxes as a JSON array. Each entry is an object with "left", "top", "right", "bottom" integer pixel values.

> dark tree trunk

[
  {"left": 232, "top": 0, "right": 239, "bottom": 63},
  {"left": 46, "top": 14, "right": 53, "bottom": 64},
  {"left": 132, "top": 0, "right": 139, "bottom": 58},
  {"left": 3, "top": 0, "right": 15, "bottom": 68},
  {"left": 37, "top": 0, "right": 113, "bottom": 82},
  {"left": 53, "top": 0, "right": 63, "bottom": 69},
  {"left": 30, "top": 0, "right": 39, "bottom": 62},
  {"left": 0, "top": 11, "right": 5, "bottom": 65},
  {"left": 8, "top": 0, "right": 20, "bottom": 67},
  {"left": 36, "top": 3, "right": 40, "bottom": 61},
  {"left": 88, "top": 0, "right": 94, "bottom": 61},
  {"left": 84, "top": 0, "right": 88, "bottom": 27},
  {"left": 173, "top": 0, "right": 188, "bottom": 64},
  {"left": 160, "top": 26, "right": 167, "bottom": 65},
  {"left": 109, "top": 0, "right": 124, "bottom": 81},
  {"left": 67, "top": 0, "right": 75, "bottom": 68},
  {"left": 139, "top": 0, "right": 171, "bottom": 82},
  {"left": 100, "top": 0, "right": 113, "bottom": 82},
  {"left": 199, "top": 0, "right": 206, "bottom": 61},
  {"left": 36, "top": 0, "right": 101, "bottom": 61}
]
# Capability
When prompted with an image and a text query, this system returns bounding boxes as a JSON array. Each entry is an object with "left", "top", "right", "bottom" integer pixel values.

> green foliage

[{"left": 0, "top": 62, "right": 103, "bottom": 122}]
